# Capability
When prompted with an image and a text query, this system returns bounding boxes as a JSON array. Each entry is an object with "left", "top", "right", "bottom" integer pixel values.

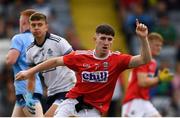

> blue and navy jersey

[{"left": 10, "top": 31, "right": 43, "bottom": 95}]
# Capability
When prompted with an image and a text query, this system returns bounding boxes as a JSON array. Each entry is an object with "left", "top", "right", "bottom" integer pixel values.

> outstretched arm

[
  {"left": 16, "top": 56, "right": 64, "bottom": 80},
  {"left": 128, "top": 19, "right": 152, "bottom": 68}
]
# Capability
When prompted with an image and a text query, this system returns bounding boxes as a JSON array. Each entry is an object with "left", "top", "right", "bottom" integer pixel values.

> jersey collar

[
  {"left": 34, "top": 32, "right": 50, "bottom": 47},
  {"left": 23, "top": 30, "right": 31, "bottom": 33},
  {"left": 93, "top": 49, "right": 110, "bottom": 60}
]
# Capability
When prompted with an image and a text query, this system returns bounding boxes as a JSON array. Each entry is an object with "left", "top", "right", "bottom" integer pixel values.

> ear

[{"left": 93, "top": 34, "right": 97, "bottom": 41}]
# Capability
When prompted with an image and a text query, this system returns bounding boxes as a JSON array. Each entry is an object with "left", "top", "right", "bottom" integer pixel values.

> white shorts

[
  {"left": 122, "top": 98, "right": 160, "bottom": 117},
  {"left": 54, "top": 99, "right": 101, "bottom": 117}
]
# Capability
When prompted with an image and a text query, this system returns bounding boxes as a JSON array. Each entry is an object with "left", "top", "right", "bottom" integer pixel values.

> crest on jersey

[
  {"left": 47, "top": 48, "right": 53, "bottom": 56},
  {"left": 103, "top": 62, "right": 109, "bottom": 70},
  {"left": 103, "top": 62, "right": 108, "bottom": 68}
]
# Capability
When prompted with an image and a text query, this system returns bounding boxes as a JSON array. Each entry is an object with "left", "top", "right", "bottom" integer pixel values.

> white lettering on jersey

[{"left": 82, "top": 71, "right": 108, "bottom": 83}]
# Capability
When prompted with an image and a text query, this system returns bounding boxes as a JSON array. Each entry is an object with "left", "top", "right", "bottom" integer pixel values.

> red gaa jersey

[
  {"left": 123, "top": 59, "right": 157, "bottom": 104},
  {"left": 63, "top": 50, "right": 132, "bottom": 113}
]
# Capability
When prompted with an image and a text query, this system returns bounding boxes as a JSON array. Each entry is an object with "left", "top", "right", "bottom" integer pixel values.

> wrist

[
  {"left": 27, "top": 92, "right": 33, "bottom": 98},
  {"left": 139, "top": 36, "right": 148, "bottom": 40},
  {"left": 29, "top": 68, "right": 35, "bottom": 76}
]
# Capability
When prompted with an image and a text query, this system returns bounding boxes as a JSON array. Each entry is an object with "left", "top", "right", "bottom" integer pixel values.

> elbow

[
  {"left": 142, "top": 56, "right": 152, "bottom": 65},
  {"left": 144, "top": 59, "right": 151, "bottom": 64},
  {"left": 6, "top": 56, "right": 16, "bottom": 66}
]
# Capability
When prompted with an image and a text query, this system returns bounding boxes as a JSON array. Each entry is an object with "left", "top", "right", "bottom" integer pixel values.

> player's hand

[
  {"left": 15, "top": 70, "right": 29, "bottom": 80},
  {"left": 158, "top": 68, "right": 174, "bottom": 82},
  {"left": 136, "top": 19, "right": 148, "bottom": 40},
  {"left": 23, "top": 92, "right": 36, "bottom": 115}
]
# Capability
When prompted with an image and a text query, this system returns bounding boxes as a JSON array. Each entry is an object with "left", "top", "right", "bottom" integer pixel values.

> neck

[
  {"left": 21, "top": 27, "right": 29, "bottom": 33},
  {"left": 36, "top": 35, "right": 46, "bottom": 45},
  {"left": 94, "top": 50, "right": 109, "bottom": 58}
]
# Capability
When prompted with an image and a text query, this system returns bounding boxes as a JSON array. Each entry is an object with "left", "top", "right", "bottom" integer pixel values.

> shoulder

[
  {"left": 111, "top": 51, "right": 121, "bottom": 55},
  {"left": 110, "top": 51, "right": 127, "bottom": 57},
  {"left": 111, "top": 51, "right": 132, "bottom": 58},
  {"left": 74, "top": 50, "right": 93, "bottom": 56},
  {"left": 10, "top": 33, "right": 27, "bottom": 45},
  {"left": 27, "top": 42, "right": 35, "bottom": 52},
  {"left": 48, "top": 33, "right": 64, "bottom": 43},
  {"left": 11, "top": 33, "right": 23, "bottom": 40},
  {"left": 11, "top": 33, "right": 33, "bottom": 42}
]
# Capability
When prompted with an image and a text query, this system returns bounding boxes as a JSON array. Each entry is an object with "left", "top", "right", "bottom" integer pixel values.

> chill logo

[{"left": 82, "top": 71, "right": 108, "bottom": 83}]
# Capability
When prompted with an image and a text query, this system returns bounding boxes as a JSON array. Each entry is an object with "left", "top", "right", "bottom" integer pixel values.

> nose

[
  {"left": 104, "top": 39, "right": 110, "bottom": 44},
  {"left": 34, "top": 25, "right": 39, "bottom": 29}
]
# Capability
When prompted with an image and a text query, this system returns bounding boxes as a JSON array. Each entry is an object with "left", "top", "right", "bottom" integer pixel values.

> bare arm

[
  {"left": 16, "top": 56, "right": 64, "bottom": 80},
  {"left": 128, "top": 20, "right": 152, "bottom": 68},
  {"left": 6, "top": 49, "right": 20, "bottom": 65},
  {"left": 27, "top": 74, "right": 35, "bottom": 93},
  {"left": 137, "top": 72, "right": 159, "bottom": 87}
]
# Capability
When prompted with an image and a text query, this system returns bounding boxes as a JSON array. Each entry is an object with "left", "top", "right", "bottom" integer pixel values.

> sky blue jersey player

[
  {"left": 11, "top": 31, "right": 43, "bottom": 95},
  {"left": 6, "top": 9, "right": 43, "bottom": 117}
]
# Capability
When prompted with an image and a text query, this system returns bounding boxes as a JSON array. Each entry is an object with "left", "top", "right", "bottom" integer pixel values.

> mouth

[{"left": 103, "top": 47, "right": 108, "bottom": 49}]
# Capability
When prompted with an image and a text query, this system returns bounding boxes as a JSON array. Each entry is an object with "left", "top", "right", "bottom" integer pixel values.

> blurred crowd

[
  {"left": 0, "top": 0, "right": 180, "bottom": 116},
  {"left": 117, "top": 0, "right": 180, "bottom": 116},
  {"left": 0, "top": 0, "right": 83, "bottom": 49}
]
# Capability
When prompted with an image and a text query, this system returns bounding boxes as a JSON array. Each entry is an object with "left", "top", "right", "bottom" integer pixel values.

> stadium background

[{"left": 0, "top": 0, "right": 180, "bottom": 116}]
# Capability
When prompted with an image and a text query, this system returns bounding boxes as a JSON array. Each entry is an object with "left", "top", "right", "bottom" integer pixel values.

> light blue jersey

[{"left": 10, "top": 30, "right": 43, "bottom": 95}]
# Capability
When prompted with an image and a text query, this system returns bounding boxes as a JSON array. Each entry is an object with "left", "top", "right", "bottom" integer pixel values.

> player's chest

[
  {"left": 32, "top": 46, "right": 59, "bottom": 63},
  {"left": 79, "top": 58, "right": 118, "bottom": 71}
]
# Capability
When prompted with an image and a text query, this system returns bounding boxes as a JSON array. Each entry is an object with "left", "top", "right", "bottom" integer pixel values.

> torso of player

[
  {"left": 27, "top": 33, "right": 75, "bottom": 96},
  {"left": 63, "top": 50, "right": 132, "bottom": 113},
  {"left": 123, "top": 59, "right": 157, "bottom": 104},
  {"left": 11, "top": 31, "right": 43, "bottom": 95}
]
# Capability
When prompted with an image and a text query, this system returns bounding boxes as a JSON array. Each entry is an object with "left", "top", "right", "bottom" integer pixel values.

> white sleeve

[{"left": 58, "top": 37, "right": 73, "bottom": 55}]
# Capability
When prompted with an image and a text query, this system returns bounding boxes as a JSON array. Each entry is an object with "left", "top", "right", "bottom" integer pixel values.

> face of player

[
  {"left": 30, "top": 20, "right": 48, "bottom": 41},
  {"left": 94, "top": 33, "right": 114, "bottom": 57},
  {"left": 150, "top": 40, "right": 163, "bottom": 56},
  {"left": 19, "top": 15, "right": 28, "bottom": 33}
]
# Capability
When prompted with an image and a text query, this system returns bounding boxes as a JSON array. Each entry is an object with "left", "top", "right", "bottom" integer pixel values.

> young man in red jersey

[
  {"left": 15, "top": 20, "right": 151, "bottom": 117},
  {"left": 122, "top": 32, "right": 166, "bottom": 117}
]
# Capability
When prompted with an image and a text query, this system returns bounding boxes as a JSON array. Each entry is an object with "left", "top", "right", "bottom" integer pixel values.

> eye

[
  {"left": 100, "top": 36, "right": 106, "bottom": 40},
  {"left": 108, "top": 38, "right": 113, "bottom": 41},
  {"left": 31, "top": 24, "right": 36, "bottom": 28},
  {"left": 38, "top": 23, "right": 43, "bottom": 27}
]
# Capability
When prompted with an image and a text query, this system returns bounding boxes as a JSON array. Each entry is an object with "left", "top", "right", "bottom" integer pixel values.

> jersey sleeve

[
  {"left": 63, "top": 51, "right": 79, "bottom": 71},
  {"left": 10, "top": 35, "right": 23, "bottom": 52},
  {"left": 135, "top": 64, "right": 148, "bottom": 73},
  {"left": 118, "top": 54, "right": 132, "bottom": 69},
  {"left": 58, "top": 37, "right": 73, "bottom": 55}
]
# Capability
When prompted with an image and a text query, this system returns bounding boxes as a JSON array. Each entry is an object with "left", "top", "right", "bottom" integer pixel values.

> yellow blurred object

[{"left": 158, "top": 68, "right": 174, "bottom": 82}]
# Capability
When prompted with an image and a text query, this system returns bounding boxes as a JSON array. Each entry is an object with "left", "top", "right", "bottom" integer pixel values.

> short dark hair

[
  {"left": 96, "top": 24, "right": 115, "bottom": 36},
  {"left": 29, "top": 12, "right": 47, "bottom": 23}
]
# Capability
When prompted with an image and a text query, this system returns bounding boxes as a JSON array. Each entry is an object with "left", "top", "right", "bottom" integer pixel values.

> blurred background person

[{"left": 6, "top": 9, "right": 43, "bottom": 117}]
